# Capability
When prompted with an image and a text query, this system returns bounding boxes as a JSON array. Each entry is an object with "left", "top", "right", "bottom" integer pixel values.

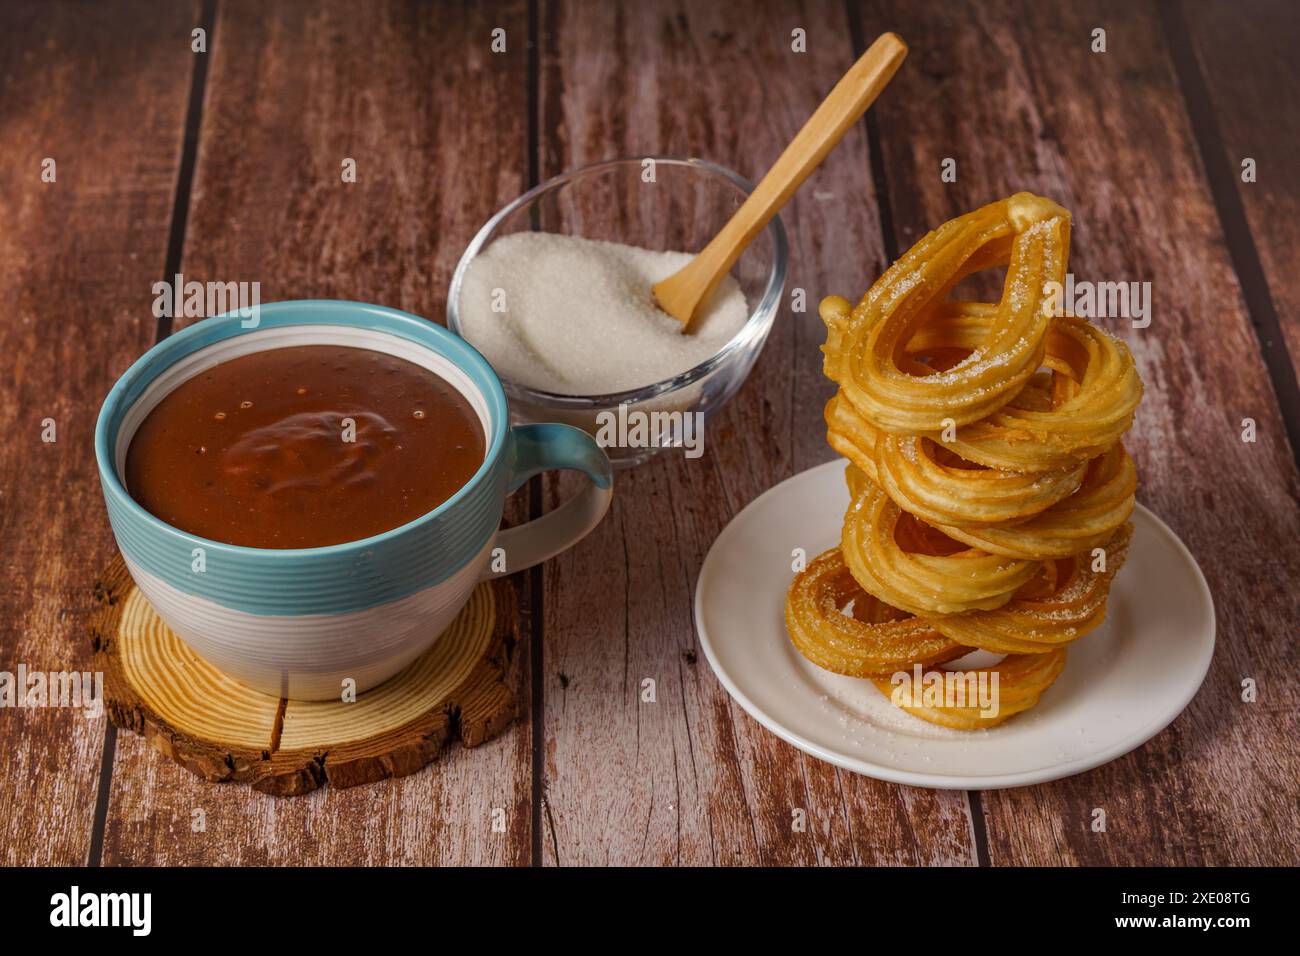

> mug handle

[{"left": 481, "top": 423, "right": 613, "bottom": 580}]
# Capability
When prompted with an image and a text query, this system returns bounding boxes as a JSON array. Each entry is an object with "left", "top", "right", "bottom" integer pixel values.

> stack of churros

[{"left": 785, "top": 193, "right": 1143, "bottom": 729}]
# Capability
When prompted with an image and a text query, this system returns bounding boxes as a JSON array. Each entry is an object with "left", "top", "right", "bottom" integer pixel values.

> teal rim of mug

[{"left": 95, "top": 301, "right": 514, "bottom": 611}]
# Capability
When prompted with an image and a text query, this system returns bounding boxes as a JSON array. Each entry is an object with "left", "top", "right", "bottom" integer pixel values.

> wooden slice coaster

[{"left": 90, "top": 556, "right": 519, "bottom": 796}]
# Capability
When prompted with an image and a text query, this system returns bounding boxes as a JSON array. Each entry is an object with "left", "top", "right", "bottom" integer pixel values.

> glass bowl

[{"left": 447, "top": 156, "right": 788, "bottom": 468}]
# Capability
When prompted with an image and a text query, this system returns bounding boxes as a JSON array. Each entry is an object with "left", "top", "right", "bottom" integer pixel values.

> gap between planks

[
  {"left": 848, "top": 0, "right": 987, "bottom": 868},
  {"left": 88, "top": 0, "right": 218, "bottom": 868},
  {"left": 1160, "top": 0, "right": 1300, "bottom": 468}
]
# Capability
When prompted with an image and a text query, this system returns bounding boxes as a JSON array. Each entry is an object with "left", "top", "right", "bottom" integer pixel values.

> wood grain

[
  {"left": 3, "top": 0, "right": 1294, "bottom": 868},
  {"left": 536, "top": 0, "right": 976, "bottom": 865},
  {"left": 99, "top": 0, "right": 535, "bottom": 865},
  {"left": 94, "top": 557, "right": 517, "bottom": 795},
  {"left": 653, "top": 31, "right": 907, "bottom": 328},
  {"left": 863, "top": 0, "right": 1300, "bottom": 864},
  {"left": 0, "top": 0, "right": 197, "bottom": 866},
  {"left": 1182, "top": 0, "right": 1300, "bottom": 385}
]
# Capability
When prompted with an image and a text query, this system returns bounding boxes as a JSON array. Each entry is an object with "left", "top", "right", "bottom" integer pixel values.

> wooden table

[{"left": 2, "top": 0, "right": 1296, "bottom": 867}]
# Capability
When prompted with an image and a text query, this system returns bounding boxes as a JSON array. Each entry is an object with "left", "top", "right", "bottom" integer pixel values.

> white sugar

[{"left": 457, "top": 233, "right": 750, "bottom": 395}]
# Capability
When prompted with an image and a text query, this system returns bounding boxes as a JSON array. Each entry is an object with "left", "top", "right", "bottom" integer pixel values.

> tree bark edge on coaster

[{"left": 90, "top": 555, "right": 519, "bottom": 797}]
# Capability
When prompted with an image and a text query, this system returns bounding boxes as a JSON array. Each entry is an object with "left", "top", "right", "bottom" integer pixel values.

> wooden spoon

[{"left": 653, "top": 32, "right": 908, "bottom": 331}]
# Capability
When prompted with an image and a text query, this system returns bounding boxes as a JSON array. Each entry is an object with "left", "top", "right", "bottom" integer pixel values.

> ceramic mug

[{"left": 95, "top": 300, "right": 613, "bottom": 700}]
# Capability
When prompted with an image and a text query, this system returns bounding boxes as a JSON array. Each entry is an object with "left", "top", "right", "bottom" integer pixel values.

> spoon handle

[{"left": 658, "top": 32, "right": 908, "bottom": 330}]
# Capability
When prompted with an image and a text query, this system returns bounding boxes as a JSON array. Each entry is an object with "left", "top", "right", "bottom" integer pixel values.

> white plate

[{"left": 695, "top": 459, "right": 1215, "bottom": 790}]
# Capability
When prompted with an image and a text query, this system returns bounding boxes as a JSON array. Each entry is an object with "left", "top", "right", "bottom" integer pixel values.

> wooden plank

[
  {"left": 537, "top": 0, "right": 976, "bottom": 865},
  {"left": 864, "top": 0, "right": 1300, "bottom": 864},
  {"left": 99, "top": 0, "right": 534, "bottom": 866},
  {"left": 0, "top": 1, "right": 197, "bottom": 865},
  {"left": 1181, "top": 0, "right": 1300, "bottom": 391}
]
